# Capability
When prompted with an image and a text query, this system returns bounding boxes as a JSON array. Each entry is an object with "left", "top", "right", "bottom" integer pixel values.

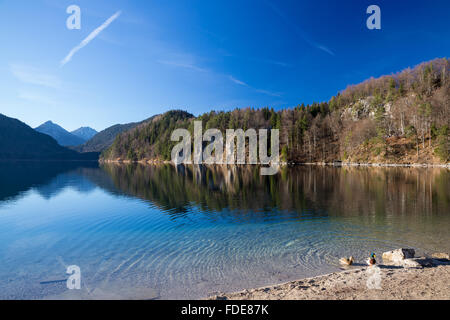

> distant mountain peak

[
  {"left": 71, "top": 127, "right": 98, "bottom": 141},
  {"left": 35, "top": 121, "right": 86, "bottom": 147}
]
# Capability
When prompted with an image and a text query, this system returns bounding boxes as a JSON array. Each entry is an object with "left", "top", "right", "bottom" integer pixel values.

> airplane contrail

[{"left": 61, "top": 11, "right": 121, "bottom": 66}]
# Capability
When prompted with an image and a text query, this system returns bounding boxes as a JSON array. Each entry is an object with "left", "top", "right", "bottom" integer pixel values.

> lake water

[{"left": 0, "top": 162, "right": 449, "bottom": 299}]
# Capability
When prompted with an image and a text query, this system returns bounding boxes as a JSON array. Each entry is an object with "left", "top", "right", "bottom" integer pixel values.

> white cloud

[
  {"left": 229, "top": 75, "right": 282, "bottom": 97},
  {"left": 156, "top": 52, "right": 210, "bottom": 73},
  {"left": 10, "top": 64, "right": 61, "bottom": 89},
  {"left": 251, "top": 57, "right": 292, "bottom": 67},
  {"left": 156, "top": 52, "right": 281, "bottom": 98},
  {"left": 157, "top": 60, "right": 208, "bottom": 72},
  {"left": 17, "top": 90, "right": 60, "bottom": 106},
  {"left": 61, "top": 11, "right": 121, "bottom": 66},
  {"left": 228, "top": 76, "right": 248, "bottom": 86},
  {"left": 255, "top": 89, "right": 282, "bottom": 97},
  {"left": 317, "top": 45, "right": 335, "bottom": 56},
  {"left": 265, "top": 0, "right": 335, "bottom": 56}
]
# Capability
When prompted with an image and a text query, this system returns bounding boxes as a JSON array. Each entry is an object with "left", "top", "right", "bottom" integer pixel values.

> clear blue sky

[{"left": 0, "top": 0, "right": 449, "bottom": 131}]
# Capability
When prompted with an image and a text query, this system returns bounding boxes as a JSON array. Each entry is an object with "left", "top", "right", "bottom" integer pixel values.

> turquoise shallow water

[{"left": 0, "top": 162, "right": 449, "bottom": 299}]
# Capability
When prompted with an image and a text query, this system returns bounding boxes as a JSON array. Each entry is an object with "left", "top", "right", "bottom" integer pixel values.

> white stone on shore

[
  {"left": 401, "top": 259, "right": 422, "bottom": 268},
  {"left": 382, "top": 248, "right": 415, "bottom": 263}
]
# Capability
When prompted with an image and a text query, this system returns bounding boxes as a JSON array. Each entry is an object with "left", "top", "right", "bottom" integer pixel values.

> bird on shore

[
  {"left": 366, "top": 253, "right": 376, "bottom": 266},
  {"left": 339, "top": 256, "right": 354, "bottom": 266}
]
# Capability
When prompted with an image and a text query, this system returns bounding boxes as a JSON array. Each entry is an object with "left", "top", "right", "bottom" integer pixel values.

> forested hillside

[
  {"left": 102, "top": 58, "right": 449, "bottom": 164},
  {"left": 0, "top": 114, "right": 98, "bottom": 160},
  {"left": 101, "top": 111, "right": 193, "bottom": 161},
  {"left": 73, "top": 118, "right": 155, "bottom": 153}
]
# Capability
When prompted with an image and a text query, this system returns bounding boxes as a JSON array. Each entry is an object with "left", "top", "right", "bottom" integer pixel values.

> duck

[
  {"left": 366, "top": 253, "right": 376, "bottom": 266},
  {"left": 339, "top": 256, "right": 354, "bottom": 266}
]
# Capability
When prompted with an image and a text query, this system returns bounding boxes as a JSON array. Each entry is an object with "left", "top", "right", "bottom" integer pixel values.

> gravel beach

[{"left": 209, "top": 260, "right": 450, "bottom": 300}]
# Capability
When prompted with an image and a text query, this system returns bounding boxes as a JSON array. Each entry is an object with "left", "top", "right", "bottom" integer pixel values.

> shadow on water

[
  {"left": 1, "top": 161, "right": 449, "bottom": 223},
  {"left": 98, "top": 163, "right": 450, "bottom": 222},
  {"left": 0, "top": 161, "right": 100, "bottom": 202}
]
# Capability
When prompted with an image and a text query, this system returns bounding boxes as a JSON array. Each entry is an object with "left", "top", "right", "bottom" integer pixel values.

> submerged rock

[{"left": 382, "top": 248, "right": 415, "bottom": 263}]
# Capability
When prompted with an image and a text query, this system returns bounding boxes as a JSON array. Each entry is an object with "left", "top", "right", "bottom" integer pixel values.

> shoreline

[
  {"left": 99, "top": 159, "right": 450, "bottom": 168},
  {"left": 208, "top": 259, "right": 450, "bottom": 300},
  {"left": 295, "top": 162, "right": 449, "bottom": 168},
  {"left": 1, "top": 159, "right": 448, "bottom": 168}
]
